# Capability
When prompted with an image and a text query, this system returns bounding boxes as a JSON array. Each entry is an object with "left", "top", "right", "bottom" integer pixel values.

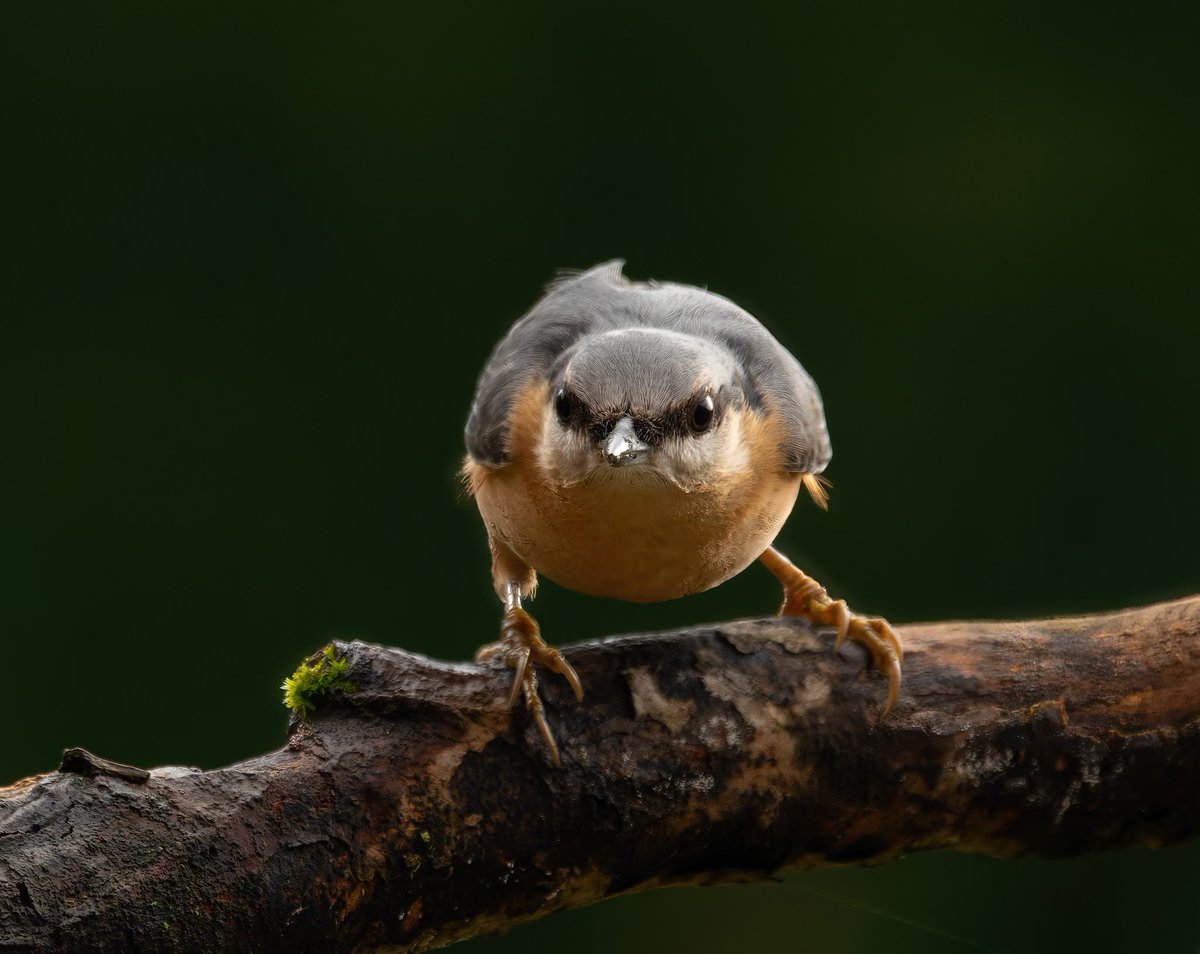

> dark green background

[{"left": 4, "top": 3, "right": 1199, "bottom": 951}]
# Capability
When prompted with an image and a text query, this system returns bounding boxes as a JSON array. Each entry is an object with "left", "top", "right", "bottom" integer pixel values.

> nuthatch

[{"left": 463, "top": 261, "right": 902, "bottom": 763}]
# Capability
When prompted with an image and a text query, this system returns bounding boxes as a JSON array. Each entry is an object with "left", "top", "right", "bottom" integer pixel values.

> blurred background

[{"left": 3, "top": 2, "right": 1199, "bottom": 951}]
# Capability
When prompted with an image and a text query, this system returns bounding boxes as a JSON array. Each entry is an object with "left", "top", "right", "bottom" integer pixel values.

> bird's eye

[
  {"left": 690, "top": 394, "right": 715, "bottom": 433},
  {"left": 554, "top": 388, "right": 574, "bottom": 424}
]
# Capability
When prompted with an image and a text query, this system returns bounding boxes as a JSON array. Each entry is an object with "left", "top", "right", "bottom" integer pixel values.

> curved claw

[
  {"left": 507, "top": 648, "right": 530, "bottom": 710},
  {"left": 830, "top": 600, "right": 851, "bottom": 650},
  {"left": 545, "top": 653, "right": 584, "bottom": 702},
  {"left": 523, "top": 674, "right": 562, "bottom": 767},
  {"left": 844, "top": 616, "right": 904, "bottom": 715},
  {"left": 876, "top": 617, "right": 904, "bottom": 663},
  {"left": 870, "top": 618, "right": 904, "bottom": 715}
]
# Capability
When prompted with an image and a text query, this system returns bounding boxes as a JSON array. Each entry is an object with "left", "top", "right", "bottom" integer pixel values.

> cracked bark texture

[{"left": 2, "top": 595, "right": 1200, "bottom": 952}]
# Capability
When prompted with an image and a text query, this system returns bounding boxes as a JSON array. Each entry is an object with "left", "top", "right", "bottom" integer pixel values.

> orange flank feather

[{"left": 801, "top": 473, "right": 831, "bottom": 510}]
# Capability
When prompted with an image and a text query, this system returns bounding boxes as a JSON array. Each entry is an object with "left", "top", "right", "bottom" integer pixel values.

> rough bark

[{"left": 3, "top": 596, "right": 1200, "bottom": 952}]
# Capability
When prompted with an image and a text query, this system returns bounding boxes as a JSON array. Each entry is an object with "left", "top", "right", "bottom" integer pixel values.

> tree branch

[{"left": 3, "top": 596, "right": 1200, "bottom": 952}]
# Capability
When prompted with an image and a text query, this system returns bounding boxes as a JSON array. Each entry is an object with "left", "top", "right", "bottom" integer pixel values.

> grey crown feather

[{"left": 464, "top": 261, "right": 832, "bottom": 474}]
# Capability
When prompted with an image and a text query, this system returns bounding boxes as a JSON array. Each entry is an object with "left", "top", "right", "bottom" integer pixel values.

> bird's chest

[{"left": 474, "top": 467, "right": 801, "bottom": 602}]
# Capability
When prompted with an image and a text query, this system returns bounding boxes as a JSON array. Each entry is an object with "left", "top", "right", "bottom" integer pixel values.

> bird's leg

[
  {"left": 475, "top": 544, "right": 583, "bottom": 765},
  {"left": 758, "top": 545, "right": 903, "bottom": 713}
]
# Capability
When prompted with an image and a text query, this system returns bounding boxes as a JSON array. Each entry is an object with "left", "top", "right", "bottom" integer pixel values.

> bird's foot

[
  {"left": 762, "top": 547, "right": 903, "bottom": 714},
  {"left": 782, "top": 584, "right": 903, "bottom": 714},
  {"left": 475, "top": 605, "right": 584, "bottom": 765}
]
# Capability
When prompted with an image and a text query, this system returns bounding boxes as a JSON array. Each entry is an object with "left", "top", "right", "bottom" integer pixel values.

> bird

[{"left": 462, "top": 261, "right": 902, "bottom": 764}]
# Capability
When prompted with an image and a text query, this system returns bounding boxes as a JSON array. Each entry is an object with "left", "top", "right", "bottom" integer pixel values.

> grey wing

[
  {"left": 464, "top": 261, "right": 627, "bottom": 466},
  {"left": 729, "top": 323, "right": 831, "bottom": 473},
  {"left": 668, "top": 290, "right": 833, "bottom": 474}
]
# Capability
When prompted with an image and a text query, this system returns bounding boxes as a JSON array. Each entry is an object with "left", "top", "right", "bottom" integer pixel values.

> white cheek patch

[
  {"left": 657, "top": 414, "right": 750, "bottom": 486},
  {"left": 537, "top": 413, "right": 598, "bottom": 486},
  {"left": 659, "top": 437, "right": 708, "bottom": 483},
  {"left": 712, "top": 413, "right": 752, "bottom": 474}
]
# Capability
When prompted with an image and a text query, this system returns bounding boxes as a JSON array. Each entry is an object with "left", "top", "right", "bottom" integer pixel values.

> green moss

[{"left": 282, "top": 645, "right": 352, "bottom": 718}]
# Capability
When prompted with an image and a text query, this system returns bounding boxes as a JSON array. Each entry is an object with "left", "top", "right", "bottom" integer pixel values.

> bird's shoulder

[{"left": 464, "top": 261, "right": 636, "bottom": 467}]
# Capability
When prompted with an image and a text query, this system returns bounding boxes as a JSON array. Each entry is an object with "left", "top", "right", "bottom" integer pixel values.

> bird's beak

[{"left": 603, "top": 416, "right": 650, "bottom": 467}]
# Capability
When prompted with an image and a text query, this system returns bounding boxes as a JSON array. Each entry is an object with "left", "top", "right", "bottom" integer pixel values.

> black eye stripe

[
  {"left": 633, "top": 419, "right": 664, "bottom": 443},
  {"left": 587, "top": 418, "right": 616, "bottom": 442},
  {"left": 555, "top": 390, "right": 726, "bottom": 441}
]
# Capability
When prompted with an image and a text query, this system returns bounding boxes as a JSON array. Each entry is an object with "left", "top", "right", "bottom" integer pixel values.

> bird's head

[{"left": 537, "top": 327, "right": 752, "bottom": 491}]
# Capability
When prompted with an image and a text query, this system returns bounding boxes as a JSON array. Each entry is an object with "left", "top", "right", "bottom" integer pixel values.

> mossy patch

[{"left": 282, "top": 645, "right": 353, "bottom": 718}]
